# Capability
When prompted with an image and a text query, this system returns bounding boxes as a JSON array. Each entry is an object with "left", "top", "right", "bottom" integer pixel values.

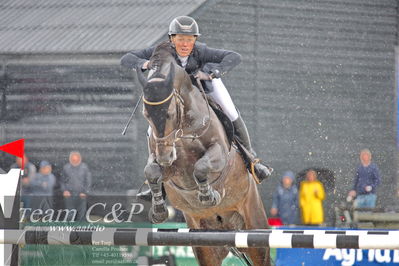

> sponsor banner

[
  {"left": 276, "top": 248, "right": 399, "bottom": 266},
  {"left": 275, "top": 227, "right": 399, "bottom": 266}
]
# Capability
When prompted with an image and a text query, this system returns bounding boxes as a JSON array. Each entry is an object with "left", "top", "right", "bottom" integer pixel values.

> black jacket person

[{"left": 121, "top": 16, "right": 272, "bottom": 183}]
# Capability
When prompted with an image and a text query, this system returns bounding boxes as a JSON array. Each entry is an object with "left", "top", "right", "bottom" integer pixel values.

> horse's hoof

[
  {"left": 198, "top": 190, "right": 221, "bottom": 207},
  {"left": 149, "top": 206, "right": 169, "bottom": 224}
]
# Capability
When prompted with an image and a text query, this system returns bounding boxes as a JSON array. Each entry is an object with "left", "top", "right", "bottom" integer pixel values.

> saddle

[{"left": 206, "top": 96, "right": 256, "bottom": 171}]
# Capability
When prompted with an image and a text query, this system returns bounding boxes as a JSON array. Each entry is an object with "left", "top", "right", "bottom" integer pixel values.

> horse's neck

[{"left": 180, "top": 77, "right": 210, "bottom": 130}]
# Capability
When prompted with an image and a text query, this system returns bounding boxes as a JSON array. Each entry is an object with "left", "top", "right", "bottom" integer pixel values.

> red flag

[
  {"left": 268, "top": 217, "right": 283, "bottom": 226},
  {"left": 0, "top": 139, "right": 25, "bottom": 171}
]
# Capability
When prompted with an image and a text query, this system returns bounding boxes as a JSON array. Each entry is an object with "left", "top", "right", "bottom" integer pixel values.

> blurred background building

[{"left": 0, "top": 0, "right": 397, "bottom": 224}]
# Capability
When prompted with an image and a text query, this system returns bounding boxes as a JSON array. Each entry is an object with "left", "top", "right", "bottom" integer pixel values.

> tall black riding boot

[{"left": 232, "top": 116, "right": 273, "bottom": 183}]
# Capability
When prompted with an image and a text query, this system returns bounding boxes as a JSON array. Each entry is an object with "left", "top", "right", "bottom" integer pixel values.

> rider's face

[{"left": 171, "top": 34, "right": 196, "bottom": 57}]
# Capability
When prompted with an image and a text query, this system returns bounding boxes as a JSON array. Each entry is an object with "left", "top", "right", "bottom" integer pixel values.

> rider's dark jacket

[{"left": 120, "top": 41, "right": 241, "bottom": 91}]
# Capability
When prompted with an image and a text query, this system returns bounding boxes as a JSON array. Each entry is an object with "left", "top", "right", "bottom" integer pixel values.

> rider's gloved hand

[
  {"left": 194, "top": 71, "right": 212, "bottom": 80},
  {"left": 210, "top": 69, "right": 222, "bottom": 79}
]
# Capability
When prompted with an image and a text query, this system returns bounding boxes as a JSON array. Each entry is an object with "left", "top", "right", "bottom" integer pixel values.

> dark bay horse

[{"left": 136, "top": 42, "right": 270, "bottom": 266}]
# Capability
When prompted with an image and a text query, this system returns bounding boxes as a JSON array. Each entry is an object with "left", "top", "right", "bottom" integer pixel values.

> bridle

[{"left": 143, "top": 77, "right": 212, "bottom": 147}]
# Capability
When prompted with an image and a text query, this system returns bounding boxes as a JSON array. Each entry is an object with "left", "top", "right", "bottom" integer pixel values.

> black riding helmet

[{"left": 168, "top": 16, "right": 200, "bottom": 36}]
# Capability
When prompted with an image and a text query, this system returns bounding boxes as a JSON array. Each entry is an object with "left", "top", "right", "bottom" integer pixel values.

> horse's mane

[
  {"left": 152, "top": 41, "right": 175, "bottom": 57},
  {"left": 149, "top": 41, "right": 175, "bottom": 70}
]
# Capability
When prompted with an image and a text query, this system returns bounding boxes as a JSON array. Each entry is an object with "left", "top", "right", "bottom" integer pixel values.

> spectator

[
  {"left": 270, "top": 171, "right": 299, "bottom": 225},
  {"left": 299, "top": 169, "right": 325, "bottom": 225},
  {"left": 10, "top": 154, "right": 36, "bottom": 209},
  {"left": 30, "top": 161, "right": 56, "bottom": 214},
  {"left": 347, "top": 149, "right": 381, "bottom": 208},
  {"left": 60, "top": 151, "right": 91, "bottom": 221}
]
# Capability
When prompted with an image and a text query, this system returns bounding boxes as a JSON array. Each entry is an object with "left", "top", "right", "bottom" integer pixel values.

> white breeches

[{"left": 207, "top": 78, "right": 239, "bottom": 121}]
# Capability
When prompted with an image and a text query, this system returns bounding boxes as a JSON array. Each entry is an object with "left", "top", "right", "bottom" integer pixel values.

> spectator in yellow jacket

[{"left": 299, "top": 169, "right": 326, "bottom": 225}]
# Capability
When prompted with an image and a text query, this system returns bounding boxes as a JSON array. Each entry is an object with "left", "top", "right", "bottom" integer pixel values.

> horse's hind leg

[
  {"left": 192, "top": 247, "right": 229, "bottom": 266},
  {"left": 243, "top": 247, "right": 270, "bottom": 266},
  {"left": 144, "top": 154, "right": 168, "bottom": 223},
  {"left": 240, "top": 177, "right": 271, "bottom": 266},
  {"left": 184, "top": 215, "right": 229, "bottom": 265}
]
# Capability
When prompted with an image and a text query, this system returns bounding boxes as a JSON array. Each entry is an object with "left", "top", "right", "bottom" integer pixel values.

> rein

[{"left": 180, "top": 77, "right": 212, "bottom": 140}]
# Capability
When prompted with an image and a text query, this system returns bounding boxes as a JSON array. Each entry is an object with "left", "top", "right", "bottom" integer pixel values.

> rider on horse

[{"left": 121, "top": 15, "right": 272, "bottom": 183}]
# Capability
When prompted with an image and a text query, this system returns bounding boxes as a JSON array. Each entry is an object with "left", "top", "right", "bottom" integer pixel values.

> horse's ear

[
  {"left": 165, "top": 63, "right": 175, "bottom": 88},
  {"left": 136, "top": 67, "right": 147, "bottom": 88}
]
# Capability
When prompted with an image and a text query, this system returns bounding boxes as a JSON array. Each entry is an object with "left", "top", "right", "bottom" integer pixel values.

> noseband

[{"left": 143, "top": 89, "right": 175, "bottom": 106}]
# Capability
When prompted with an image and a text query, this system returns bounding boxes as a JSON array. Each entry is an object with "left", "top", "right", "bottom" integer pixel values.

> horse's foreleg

[
  {"left": 144, "top": 154, "right": 168, "bottom": 223},
  {"left": 193, "top": 143, "right": 226, "bottom": 206}
]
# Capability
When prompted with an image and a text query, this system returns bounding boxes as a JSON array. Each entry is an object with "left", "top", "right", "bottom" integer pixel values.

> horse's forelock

[{"left": 148, "top": 42, "right": 175, "bottom": 85}]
